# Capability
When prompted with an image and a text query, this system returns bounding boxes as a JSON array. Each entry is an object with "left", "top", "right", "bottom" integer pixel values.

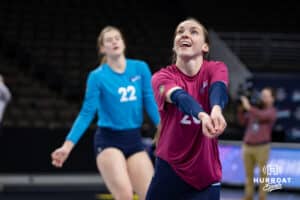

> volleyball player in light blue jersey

[{"left": 51, "top": 26, "right": 160, "bottom": 200}]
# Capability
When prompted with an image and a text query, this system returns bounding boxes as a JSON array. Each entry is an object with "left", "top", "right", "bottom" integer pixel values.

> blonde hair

[
  {"left": 172, "top": 18, "right": 210, "bottom": 63},
  {"left": 97, "top": 26, "right": 125, "bottom": 65}
]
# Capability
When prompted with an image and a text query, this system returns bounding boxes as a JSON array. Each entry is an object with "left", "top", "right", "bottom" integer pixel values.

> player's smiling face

[
  {"left": 100, "top": 29, "right": 125, "bottom": 58},
  {"left": 173, "top": 20, "right": 208, "bottom": 60}
]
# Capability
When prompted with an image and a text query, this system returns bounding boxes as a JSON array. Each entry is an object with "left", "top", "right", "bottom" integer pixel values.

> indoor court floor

[
  {"left": 0, "top": 188, "right": 299, "bottom": 200},
  {"left": 0, "top": 174, "right": 299, "bottom": 200}
]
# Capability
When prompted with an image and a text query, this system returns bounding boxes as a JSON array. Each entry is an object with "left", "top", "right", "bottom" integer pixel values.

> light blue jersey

[{"left": 66, "top": 59, "right": 160, "bottom": 144}]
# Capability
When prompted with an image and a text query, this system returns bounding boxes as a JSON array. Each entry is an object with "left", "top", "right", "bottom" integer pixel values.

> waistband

[
  {"left": 244, "top": 141, "right": 270, "bottom": 146},
  {"left": 97, "top": 127, "right": 141, "bottom": 134}
]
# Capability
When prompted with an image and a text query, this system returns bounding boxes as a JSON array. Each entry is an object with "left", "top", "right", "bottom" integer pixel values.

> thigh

[
  {"left": 243, "top": 145, "right": 256, "bottom": 174},
  {"left": 209, "top": 185, "right": 221, "bottom": 200},
  {"left": 96, "top": 148, "right": 132, "bottom": 197},
  {"left": 256, "top": 144, "right": 270, "bottom": 167},
  {"left": 146, "top": 158, "right": 191, "bottom": 200},
  {"left": 127, "top": 151, "right": 154, "bottom": 200}
]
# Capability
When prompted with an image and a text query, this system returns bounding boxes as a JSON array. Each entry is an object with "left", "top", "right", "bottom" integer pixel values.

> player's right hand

[{"left": 198, "top": 112, "right": 217, "bottom": 138}]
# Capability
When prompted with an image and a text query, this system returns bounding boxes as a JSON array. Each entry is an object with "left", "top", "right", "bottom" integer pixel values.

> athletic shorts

[
  {"left": 146, "top": 157, "right": 221, "bottom": 200},
  {"left": 94, "top": 127, "right": 145, "bottom": 159}
]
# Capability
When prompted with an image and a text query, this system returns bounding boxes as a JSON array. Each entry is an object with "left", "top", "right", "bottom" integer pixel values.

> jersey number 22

[{"left": 118, "top": 86, "right": 137, "bottom": 102}]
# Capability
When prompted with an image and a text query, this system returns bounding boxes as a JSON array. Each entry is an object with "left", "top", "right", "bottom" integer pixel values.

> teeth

[
  {"left": 180, "top": 43, "right": 191, "bottom": 47},
  {"left": 180, "top": 40, "right": 191, "bottom": 47}
]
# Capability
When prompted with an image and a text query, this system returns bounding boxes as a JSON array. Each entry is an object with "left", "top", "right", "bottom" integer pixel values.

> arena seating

[{"left": 0, "top": 0, "right": 181, "bottom": 129}]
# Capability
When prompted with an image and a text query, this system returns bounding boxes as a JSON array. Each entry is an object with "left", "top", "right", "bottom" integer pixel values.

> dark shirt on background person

[{"left": 238, "top": 106, "right": 276, "bottom": 145}]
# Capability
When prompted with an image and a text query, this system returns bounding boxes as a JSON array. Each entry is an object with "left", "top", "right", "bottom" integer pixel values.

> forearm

[
  {"left": 66, "top": 113, "right": 94, "bottom": 145},
  {"left": 153, "top": 123, "right": 161, "bottom": 145},
  {"left": 170, "top": 89, "right": 205, "bottom": 120},
  {"left": 66, "top": 99, "right": 96, "bottom": 145},
  {"left": 144, "top": 97, "right": 160, "bottom": 126},
  {"left": 62, "top": 140, "right": 75, "bottom": 152},
  {"left": 237, "top": 110, "right": 247, "bottom": 125},
  {"left": 198, "top": 111, "right": 209, "bottom": 120},
  {"left": 209, "top": 81, "right": 228, "bottom": 110},
  {"left": 249, "top": 107, "right": 275, "bottom": 121}
]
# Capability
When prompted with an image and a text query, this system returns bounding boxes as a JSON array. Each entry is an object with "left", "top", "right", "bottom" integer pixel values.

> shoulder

[
  {"left": 152, "top": 65, "right": 178, "bottom": 87},
  {"left": 153, "top": 65, "right": 177, "bottom": 79},
  {"left": 204, "top": 60, "right": 228, "bottom": 80},
  {"left": 126, "top": 59, "right": 151, "bottom": 75},
  {"left": 89, "top": 64, "right": 105, "bottom": 76},
  {"left": 86, "top": 65, "right": 105, "bottom": 84},
  {"left": 127, "top": 58, "right": 148, "bottom": 68},
  {"left": 271, "top": 107, "right": 277, "bottom": 114},
  {"left": 265, "top": 107, "right": 277, "bottom": 120}
]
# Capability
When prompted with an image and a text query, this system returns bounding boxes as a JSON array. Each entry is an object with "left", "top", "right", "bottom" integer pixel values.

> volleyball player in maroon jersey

[{"left": 146, "top": 18, "right": 229, "bottom": 200}]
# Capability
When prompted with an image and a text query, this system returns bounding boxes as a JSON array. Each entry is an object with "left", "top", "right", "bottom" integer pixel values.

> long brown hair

[
  {"left": 96, "top": 26, "right": 125, "bottom": 65},
  {"left": 172, "top": 18, "right": 210, "bottom": 63}
]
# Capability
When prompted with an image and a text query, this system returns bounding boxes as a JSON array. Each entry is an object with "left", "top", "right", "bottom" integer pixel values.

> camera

[{"left": 237, "top": 79, "right": 261, "bottom": 107}]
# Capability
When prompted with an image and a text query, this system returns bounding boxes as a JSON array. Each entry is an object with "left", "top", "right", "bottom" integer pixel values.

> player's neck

[
  {"left": 176, "top": 56, "right": 203, "bottom": 76},
  {"left": 264, "top": 102, "right": 273, "bottom": 108},
  {"left": 107, "top": 55, "right": 126, "bottom": 73}
]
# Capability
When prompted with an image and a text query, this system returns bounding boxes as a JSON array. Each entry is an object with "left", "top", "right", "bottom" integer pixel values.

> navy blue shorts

[
  {"left": 146, "top": 158, "right": 221, "bottom": 200},
  {"left": 93, "top": 127, "right": 145, "bottom": 159}
]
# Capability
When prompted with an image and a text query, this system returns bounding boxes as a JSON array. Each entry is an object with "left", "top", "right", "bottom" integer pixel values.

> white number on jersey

[
  {"left": 118, "top": 85, "right": 137, "bottom": 102},
  {"left": 180, "top": 114, "right": 201, "bottom": 125}
]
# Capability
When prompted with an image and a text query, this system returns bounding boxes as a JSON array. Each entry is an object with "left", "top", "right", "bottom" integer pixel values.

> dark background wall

[
  {"left": 0, "top": 0, "right": 299, "bottom": 173},
  {"left": 177, "top": 0, "right": 300, "bottom": 33}
]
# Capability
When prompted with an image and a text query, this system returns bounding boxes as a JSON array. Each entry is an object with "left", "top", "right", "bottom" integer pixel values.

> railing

[{"left": 218, "top": 32, "right": 300, "bottom": 70}]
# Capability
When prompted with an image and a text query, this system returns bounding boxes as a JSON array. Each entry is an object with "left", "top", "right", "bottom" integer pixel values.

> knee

[{"left": 114, "top": 190, "right": 133, "bottom": 200}]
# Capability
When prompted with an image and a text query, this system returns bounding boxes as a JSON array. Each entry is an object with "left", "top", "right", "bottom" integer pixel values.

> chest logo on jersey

[
  {"left": 130, "top": 75, "right": 141, "bottom": 82},
  {"left": 200, "top": 80, "right": 208, "bottom": 94}
]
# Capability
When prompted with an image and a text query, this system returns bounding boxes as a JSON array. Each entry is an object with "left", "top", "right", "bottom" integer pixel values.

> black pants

[{"left": 146, "top": 158, "right": 221, "bottom": 200}]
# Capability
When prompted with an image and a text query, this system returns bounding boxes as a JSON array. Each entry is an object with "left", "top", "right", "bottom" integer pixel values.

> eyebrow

[
  {"left": 104, "top": 34, "right": 121, "bottom": 40},
  {"left": 177, "top": 25, "right": 201, "bottom": 31}
]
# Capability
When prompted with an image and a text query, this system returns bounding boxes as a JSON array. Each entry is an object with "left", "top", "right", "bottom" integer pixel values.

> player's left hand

[{"left": 210, "top": 105, "right": 227, "bottom": 136}]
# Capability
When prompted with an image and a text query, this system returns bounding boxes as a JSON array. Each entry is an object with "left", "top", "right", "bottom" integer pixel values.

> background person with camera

[{"left": 237, "top": 87, "right": 277, "bottom": 200}]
